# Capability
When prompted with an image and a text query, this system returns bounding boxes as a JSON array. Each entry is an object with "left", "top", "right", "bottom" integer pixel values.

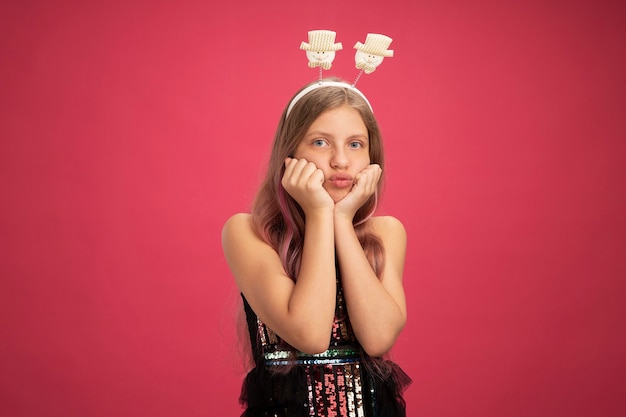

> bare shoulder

[
  {"left": 221, "top": 212, "right": 261, "bottom": 264},
  {"left": 368, "top": 215, "right": 407, "bottom": 241},
  {"left": 222, "top": 212, "right": 285, "bottom": 288},
  {"left": 369, "top": 216, "right": 407, "bottom": 283},
  {"left": 222, "top": 212, "right": 253, "bottom": 237}
]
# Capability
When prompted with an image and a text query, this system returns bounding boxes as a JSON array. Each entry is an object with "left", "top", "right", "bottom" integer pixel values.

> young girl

[{"left": 222, "top": 78, "right": 411, "bottom": 417}]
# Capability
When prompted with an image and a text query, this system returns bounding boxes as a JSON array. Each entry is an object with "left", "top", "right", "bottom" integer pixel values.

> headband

[
  {"left": 285, "top": 30, "right": 394, "bottom": 118},
  {"left": 286, "top": 81, "right": 373, "bottom": 117}
]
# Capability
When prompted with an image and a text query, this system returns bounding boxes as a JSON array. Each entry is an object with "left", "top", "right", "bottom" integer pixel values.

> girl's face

[{"left": 293, "top": 104, "right": 371, "bottom": 203}]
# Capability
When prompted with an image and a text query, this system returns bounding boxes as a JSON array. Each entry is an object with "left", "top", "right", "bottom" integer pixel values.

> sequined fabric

[{"left": 240, "top": 278, "right": 410, "bottom": 417}]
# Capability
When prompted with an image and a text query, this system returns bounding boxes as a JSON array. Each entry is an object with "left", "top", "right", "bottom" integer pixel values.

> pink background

[{"left": 1, "top": 1, "right": 625, "bottom": 416}]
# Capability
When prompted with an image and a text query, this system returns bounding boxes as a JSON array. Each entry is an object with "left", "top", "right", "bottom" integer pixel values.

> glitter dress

[{"left": 239, "top": 276, "right": 411, "bottom": 417}]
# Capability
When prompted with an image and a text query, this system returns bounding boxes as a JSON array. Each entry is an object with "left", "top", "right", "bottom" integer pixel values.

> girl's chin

[{"left": 329, "top": 190, "right": 350, "bottom": 203}]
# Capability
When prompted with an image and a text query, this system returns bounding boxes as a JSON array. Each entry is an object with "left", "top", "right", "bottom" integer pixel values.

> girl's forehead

[{"left": 309, "top": 105, "right": 365, "bottom": 126}]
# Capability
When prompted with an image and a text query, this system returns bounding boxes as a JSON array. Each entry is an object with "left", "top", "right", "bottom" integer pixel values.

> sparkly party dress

[{"left": 239, "top": 276, "right": 411, "bottom": 417}]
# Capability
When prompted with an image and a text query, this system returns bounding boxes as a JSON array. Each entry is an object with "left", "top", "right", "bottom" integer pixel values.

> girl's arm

[
  {"left": 222, "top": 158, "right": 337, "bottom": 354},
  {"left": 333, "top": 164, "right": 407, "bottom": 357},
  {"left": 334, "top": 215, "right": 407, "bottom": 357}
]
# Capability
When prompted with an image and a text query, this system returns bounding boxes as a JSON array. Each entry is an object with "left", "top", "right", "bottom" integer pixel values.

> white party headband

[
  {"left": 286, "top": 81, "right": 373, "bottom": 116},
  {"left": 286, "top": 30, "right": 394, "bottom": 118}
]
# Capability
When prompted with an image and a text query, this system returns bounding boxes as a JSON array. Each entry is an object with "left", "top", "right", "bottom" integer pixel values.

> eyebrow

[{"left": 304, "top": 130, "right": 369, "bottom": 141}]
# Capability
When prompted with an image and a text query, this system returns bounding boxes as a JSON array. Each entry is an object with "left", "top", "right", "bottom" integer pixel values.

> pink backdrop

[{"left": 1, "top": 1, "right": 625, "bottom": 416}]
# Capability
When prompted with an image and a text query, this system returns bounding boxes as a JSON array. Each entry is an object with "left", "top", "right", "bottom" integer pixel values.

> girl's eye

[
  {"left": 313, "top": 139, "right": 326, "bottom": 147},
  {"left": 349, "top": 142, "right": 363, "bottom": 149}
]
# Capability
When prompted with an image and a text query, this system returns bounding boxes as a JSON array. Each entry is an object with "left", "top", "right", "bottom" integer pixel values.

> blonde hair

[
  {"left": 252, "top": 78, "right": 386, "bottom": 280},
  {"left": 242, "top": 79, "right": 393, "bottom": 376}
]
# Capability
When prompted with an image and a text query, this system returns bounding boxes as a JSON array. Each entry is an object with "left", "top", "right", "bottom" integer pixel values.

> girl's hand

[
  {"left": 334, "top": 164, "right": 382, "bottom": 220},
  {"left": 282, "top": 157, "right": 334, "bottom": 215}
]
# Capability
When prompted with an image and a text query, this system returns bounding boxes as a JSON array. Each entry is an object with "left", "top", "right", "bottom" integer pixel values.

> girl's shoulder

[
  {"left": 368, "top": 216, "right": 408, "bottom": 261},
  {"left": 368, "top": 215, "right": 406, "bottom": 236},
  {"left": 222, "top": 212, "right": 255, "bottom": 241},
  {"left": 368, "top": 215, "right": 407, "bottom": 249},
  {"left": 224, "top": 212, "right": 252, "bottom": 226}
]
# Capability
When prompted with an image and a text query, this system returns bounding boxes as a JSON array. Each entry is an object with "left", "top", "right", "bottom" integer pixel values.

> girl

[{"left": 222, "top": 78, "right": 411, "bottom": 417}]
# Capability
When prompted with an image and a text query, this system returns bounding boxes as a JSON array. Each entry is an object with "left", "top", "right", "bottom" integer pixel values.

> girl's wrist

[
  {"left": 333, "top": 211, "right": 355, "bottom": 224},
  {"left": 305, "top": 206, "right": 335, "bottom": 220}
]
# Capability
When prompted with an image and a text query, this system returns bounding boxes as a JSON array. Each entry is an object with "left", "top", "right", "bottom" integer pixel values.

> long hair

[
  {"left": 241, "top": 79, "right": 395, "bottom": 379},
  {"left": 252, "top": 78, "right": 386, "bottom": 279}
]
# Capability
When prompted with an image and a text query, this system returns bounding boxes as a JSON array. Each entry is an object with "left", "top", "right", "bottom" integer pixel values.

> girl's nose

[{"left": 330, "top": 149, "right": 348, "bottom": 169}]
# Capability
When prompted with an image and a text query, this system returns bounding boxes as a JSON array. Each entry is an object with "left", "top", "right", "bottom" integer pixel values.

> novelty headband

[
  {"left": 285, "top": 30, "right": 394, "bottom": 118},
  {"left": 286, "top": 81, "right": 373, "bottom": 116}
]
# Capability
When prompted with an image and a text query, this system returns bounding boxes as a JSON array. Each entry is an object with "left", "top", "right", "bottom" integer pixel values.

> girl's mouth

[{"left": 328, "top": 175, "right": 353, "bottom": 189}]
